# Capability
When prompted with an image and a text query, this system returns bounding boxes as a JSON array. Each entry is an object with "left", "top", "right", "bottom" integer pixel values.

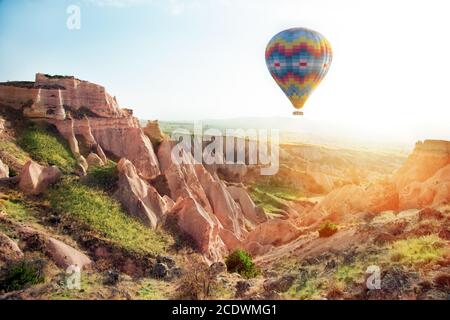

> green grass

[
  {"left": 50, "top": 272, "right": 101, "bottom": 300},
  {"left": 388, "top": 235, "right": 446, "bottom": 266},
  {"left": 251, "top": 183, "right": 303, "bottom": 202},
  {"left": 334, "top": 265, "right": 363, "bottom": 284},
  {"left": 249, "top": 187, "right": 289, "bottom": 216},
  {"left": 0, "top": 199, "right": 38, "bottom": 224},
  {"left": 225, "top": 249, "right": 260, "bottom": 279},
  {"left": 48, "top": 178, "right": 172, "bottom": 256},
  {"left": 18, "top": 124, "right": 76, "bottom": 172},
  {"left": 0, "top": 140, "right": 29, "bottom": 164},
  {"left": 136, "top": 279, "right": 169, "bottom": 300},
  {"left": 286, "top": 278, "right": 321, "bottom": 300},
  {"left": 0, "top": 259, "right": 45, "bottom": 292},
  {"left": 84, "top": 161, "right": 118, "bottom": 192}
]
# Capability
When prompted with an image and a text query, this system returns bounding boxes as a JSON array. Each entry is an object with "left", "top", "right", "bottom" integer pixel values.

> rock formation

[
  {"left": 303, "top": 140, "right": 450, "bottom": 227},
  {"left": 399, "top": 164, "right": 450, "bottom": 209},
  {"left": 18, "top": 160, "right": 61, "bottom": 195},
  {"left": 114, "top": 158, "right": 173, "bottom": 228},
  {"left": 0, "top": 159, "right": 8, "bottom": 178},
  {"left": 0, "top": 74, "right": 160, "bottom": 179},
  {"left": 46, "top": 237, "right": 92, "bottom": 270},
  {"left": 395, "top": 140, "right": 450, "bottom": 190}
]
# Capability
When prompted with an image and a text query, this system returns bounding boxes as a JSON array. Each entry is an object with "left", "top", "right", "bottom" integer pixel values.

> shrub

[
  {"left": 318, "top": 221, "right": 338, "bottom": 238},
  {"left": 389, "top": 235, "right": 445, "bottom": 266},
  {"left": 18, "top": 124, "right": 76, "bottom": 172},
  {"left": 48, "top": 177, "right": 172, "bottom": 256},
  {"left": 0, "top": 259, "right": 45, "bottom": 292},
  {"left": 84, "top": 161, "right": 118, "bottom": 192},
  {"left": 225, "top": 249, "right": 259, "bottom": 278}
]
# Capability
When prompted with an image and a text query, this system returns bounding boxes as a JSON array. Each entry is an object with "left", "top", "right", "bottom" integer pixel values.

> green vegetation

[
  {"left": 251, "top": 183, "right": 303, "bottom": 202},
  {"left": 334, "top": 265, "right": 363, "bottom": 284},
  {"left": 318, "top": 221, "right": 338, "bottom": 238},
  {"left": 225, "top": 249, "right": 259, "bottom": 279},
  {"left": 286, "top": 278, "right": 321, "bottom": 300},
  {"left": 0, "top": 140, "right": 29, "bottom": 164},
  {"left": 248, "top": 182, "right": 303, "bottom": 216},
  {"left": 48, "top": 178, "right": 171, "bottom": 256},
  {"left": 84, "top": 161, "right": 118, "bottom": 192},
  {"left": 0, "top": 199, "right": 37, "bottom": 224},
  {"left": 388, "top": 235, "right": 445, "bottom": 266},
  {"left": 18, "top": 124, "right": 76, "bottom": 172},
  {"left": 50, "top": 272, "right": 101, "bottom": 300},
  {"left": 137, "top": 279, "right": 169, "bottom": 300},
  {"left": 249, "top": 188, "right": 288, "bottom": 216},
  {"left": 0, "top": 259, "right": 45, "bottom": 292}
]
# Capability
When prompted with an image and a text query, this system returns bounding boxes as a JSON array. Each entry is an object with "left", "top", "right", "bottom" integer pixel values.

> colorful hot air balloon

[{"left": 265, "top": 28, "right": 332, "bottom": 115}]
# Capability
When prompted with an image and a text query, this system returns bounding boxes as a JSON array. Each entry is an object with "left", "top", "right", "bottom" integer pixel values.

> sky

[{"left": 0, "top": 0, "right": 449, "bottom": 146}]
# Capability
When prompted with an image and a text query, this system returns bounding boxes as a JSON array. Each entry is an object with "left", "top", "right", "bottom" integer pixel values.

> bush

[
  {"left": 0, "top": 259, "right": 45, "bottom": 292},
  {"left": 318, "top": 221, "right": 338, "bottom": 238},
  {"left": 175, "top": 261, "right": 217, "bottom": 300},
  {"left": 48, "top": 177, "right": 172, "bottom": 256},
  {"left": 389, "top": 235, "right": 445, "bottom": 266},
  {"left": 225, "top": 249, "right": 259, "bottom": 278},
  {"left": 84, "top": 161, "right": 118, "bottom": 192},
  {"left": 18, "top": 124, "right": 76, "bottom": 172}
]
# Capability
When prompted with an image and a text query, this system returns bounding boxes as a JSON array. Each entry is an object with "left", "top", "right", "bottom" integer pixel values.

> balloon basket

[{"left": 293, "top": 111, "right": 304, "bottom": 116}]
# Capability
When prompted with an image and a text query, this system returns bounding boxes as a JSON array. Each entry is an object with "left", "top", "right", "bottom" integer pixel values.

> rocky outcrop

[
  {"left": 0, "top": 73, "right": 124, "bottom": 119},
  {"left": 169, "top": 197, "right": 227, "bottom": 262},
  {"left": 0, "top": 159, "right": 8, "bottom": 178},
  {"left": 246, "top": 219, "right": 303, "bottom": 248},
  {"left": 399, "top": 164, "right": 450, "bottom": 209},
  {"left": 227, "top": 185, "right": 267, "bottom": 225},
  {"left": 49, "top": 116, "right": 160, "bottom": 179},
  {"left": 1, "top": 74, "right": 160, "bottom": 179},
  {"left": 46, "top": 237, "right": 92, "bottom": 270},
  {"left": 18, "top": 160, "right": 61, "bottom": 195},
  {"left": 0, "top": 231, "right": 23, "bottom": 262},
  {"left": 114, "top": 158, "right": 173, "bottom": 228},
  {"left": 395, "top": 140, "right": 450, "bottom": 190},
  {"left": 157, "top": 140, "right": 212, "bottom": 211},
  {"left": 143, "top": 120, "right": 166, "bottom": 146},
  {"left": 86, "top": 152, "right": 104, "bottom": 167},
  {"left": 17, "top": 226, "right": 92, "bottom": 270}
]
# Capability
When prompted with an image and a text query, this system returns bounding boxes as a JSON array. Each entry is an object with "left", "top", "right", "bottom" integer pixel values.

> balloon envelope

[{"left": 265, "top": 28, "right": 332, "bottom": 112}]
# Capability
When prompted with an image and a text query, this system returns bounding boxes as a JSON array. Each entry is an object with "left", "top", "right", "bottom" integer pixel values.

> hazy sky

[{"left": 0, "top": 0, "right": 449, "bottom": 144}]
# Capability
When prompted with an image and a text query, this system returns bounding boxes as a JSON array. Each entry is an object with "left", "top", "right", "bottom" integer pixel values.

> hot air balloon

[{"left": 265, "top": 28, "right": 332, "bottom": 115}]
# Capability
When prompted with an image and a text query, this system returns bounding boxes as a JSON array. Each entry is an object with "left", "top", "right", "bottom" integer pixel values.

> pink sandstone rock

[
  {"left": 0, "top": 231, "right": 23, "bottom": 261},
  {"left": 114, "top": 158, "right": 173, "bottom": 228},
  {"left": 399, "top": 164, "right": 450, "bottom": 210},
  {"left": 169, "top": 197, "right": 227, "bottom": 263},
  {"left": 19, "top": 160, "right": 61, "bottom": 195},
  {"left": 227, "top": 185, "right": 268, "bottom": 225},
  {"left": 395, "top": 140, "right": 450, "bottom": 190},
  {"left": 0, "top": 159, "right": 8, "bottom": 178},
  {"left": 246, "top": 219, "right": 303, "bottom": 247},
  {"left": 86, "top": 152, "right": 104, "bottom": 167},
  {"left": 46, "top": 237, "right": 92, "bottom": 270},
  {"left": 157, "top": 140, "right": 212, "bottom": 212},
  {"left": 0, "top": 74, "right": 124, "bottom": 119},
  {"left": 49, "top": 116, "right": 160, "bottom": 179},
  {"left": 194, "top": 165, "right": 248, "bottom": 239}
]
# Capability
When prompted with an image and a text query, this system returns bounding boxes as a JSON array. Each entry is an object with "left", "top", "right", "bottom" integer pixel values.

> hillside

[{"left": 0, "top": 74, "right": 449, "bottom": 300}]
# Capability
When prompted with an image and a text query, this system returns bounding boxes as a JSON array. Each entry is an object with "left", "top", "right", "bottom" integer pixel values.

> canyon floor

[{"left": 0, "top": 74, "right": 449, "bottom": 300}]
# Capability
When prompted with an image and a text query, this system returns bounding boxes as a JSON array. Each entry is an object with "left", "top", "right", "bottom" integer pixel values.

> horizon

[{"left": 1, "top": 0, "right": 449, "bottom": 145}]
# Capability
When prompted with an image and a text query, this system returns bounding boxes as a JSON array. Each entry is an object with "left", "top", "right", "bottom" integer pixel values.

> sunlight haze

[{"left": 1, "top": 0, "right": 449, "bottom": 145}]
